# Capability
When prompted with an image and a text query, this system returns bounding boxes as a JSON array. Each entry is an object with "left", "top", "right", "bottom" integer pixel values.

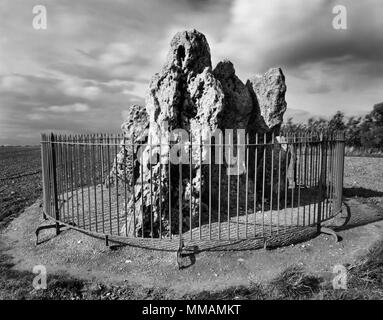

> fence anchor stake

[
  {"left": 35, "top": 223, "right": 65, "bottom": 245},
  {"left": 176, "top": 238, "right": 184, "bottom": 269},
  {"left": 319, "top": 226, "right": 339, "bottom": 243}
]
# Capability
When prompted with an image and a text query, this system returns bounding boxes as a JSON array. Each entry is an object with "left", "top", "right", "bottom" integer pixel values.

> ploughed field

[{"left": 0, "top": 146, "right": 42, "bottom": 223}]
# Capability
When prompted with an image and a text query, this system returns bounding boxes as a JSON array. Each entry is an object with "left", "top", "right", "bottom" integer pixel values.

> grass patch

[
  {"left": 185, "top": 238, "right": 383, "bottom": 300},
  {"left": 0, "top": 251, "right": 174, "bottom": 300},
  {"left": 185, "top": 283, "right": 268, "bottom": 300},
  {"left": 270, "top": 266, "right": 321, "bottom": 299},
  {"left": 347, "top": 240, "right": 383, "bottom": 290}
]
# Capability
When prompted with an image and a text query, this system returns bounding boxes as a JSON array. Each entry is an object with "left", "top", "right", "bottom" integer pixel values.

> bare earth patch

[
  {"left": 1, "top": 153, "right": 382, "bottom": 299},
  {"left": 1, "top": 195, "right": 382, "bottom": 298}
]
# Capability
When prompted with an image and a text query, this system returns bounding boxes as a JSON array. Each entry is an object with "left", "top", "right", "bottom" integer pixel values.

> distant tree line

[{"left": 283, "top": 103, "right": 383, "bottom": 151}]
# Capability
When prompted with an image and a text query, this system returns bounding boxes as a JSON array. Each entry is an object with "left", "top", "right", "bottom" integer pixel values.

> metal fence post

[
  {"left": 337, "top": 132, "right": 345, "bottom": 212},
  {"left": 316, "top": 132, "right": 325, "bottom": 232},
  {"left": 40, "top": 134, "right": 47, "bottom": 220},
  {"left": 51, "top": 133, "right": 60, "bottom": 235}
]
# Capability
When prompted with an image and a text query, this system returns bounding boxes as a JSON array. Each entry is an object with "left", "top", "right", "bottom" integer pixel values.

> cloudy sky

[{"left": 0, "top": 0, "right": 382, "bottom": 145}]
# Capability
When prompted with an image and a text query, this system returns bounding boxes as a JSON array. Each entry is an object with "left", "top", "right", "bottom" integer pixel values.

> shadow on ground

[{"left": 343, "top": 187, "right": 383, "bottom": 198}]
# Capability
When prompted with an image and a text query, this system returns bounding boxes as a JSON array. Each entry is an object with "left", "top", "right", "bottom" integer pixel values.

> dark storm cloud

[{"left": 1, "top": 0, "right": 382, "bottom": 144}]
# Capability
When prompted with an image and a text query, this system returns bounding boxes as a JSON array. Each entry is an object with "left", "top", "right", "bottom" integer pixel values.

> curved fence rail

[{"left": 39, "top": 130, "right": 345, "bottom": 251}]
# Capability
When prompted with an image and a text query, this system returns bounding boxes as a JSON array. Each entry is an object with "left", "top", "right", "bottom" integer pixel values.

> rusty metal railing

[{"left": 38, "top": 130, "right": 345, "bottom": 253}]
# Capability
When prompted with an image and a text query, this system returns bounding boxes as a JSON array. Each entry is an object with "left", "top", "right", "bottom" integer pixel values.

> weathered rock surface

[
  {"left": 246, "top": 68, "right": 287, "bottom": 132},
  {"left": 213, "top": 60, "right": 254, "bottom": 131},
  {"left": 121, "top": 104, "right": 149, "bottom": 142},
  {"left": 112, "top": 29, "right": 288, "bottom": 237},
  {"left": 107, "top": 104, "right": 149, "bottom": 187}
]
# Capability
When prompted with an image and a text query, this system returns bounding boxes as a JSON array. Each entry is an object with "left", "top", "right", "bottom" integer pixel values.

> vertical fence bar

[
  {"left": 100, "top": 134, "right": 105, "bottom": 233},
  {"left": 331, "top": 133, "right": 337, "bottom": 215},
  {"left": 261, "top": 132, "right": 266, "bottom": 237},
  {"left": 290, "top": 135, "right": 295, "bottom": 227},
  {"left": 332, "top": 132, "right": 337, "bottom": 214},
  {"left": 329, "top": 133, "right": 335, "bottom": 218},
  {"left": 209, "top": 136, "right": 212, "bottom": 240},
  {"left": 79, "top": 135, "right": 85, "bottom": 228},
  {"left": 317, "top": 133, "right": 325, "bottom": 230},
  {"left": 302, "top": 131, "right": 310, "bottom": 226},
  {"left": 64, "top": 136, "right": 70, "bottom": 223},
  {"left": 324, "top": 132, "right": 329, "bottom": 219},
  {"left": 245, "top": 133, "right": 249, "bottom": 238},
  {"left": 297, "top": 134, "right": 301, "bottom": 226},
  {"left": 40, "top": 134, "right": 47, "bottom": 218},
  {"left": 47, "top": 133, "right": 52, "bottom": 217},
  {"left": 179, "top": 140, "right": 183, "bottom": 243},
  {"left": 313, "top": 135, "right": 319, "bottom": 223},
  {"left": 150, "top": 135, "right": 153, "bottom": 238},
  {"left": 277, "top": 141, "right": 281, "bottom": 234},
  {"left": 50, "top": 133, "right": 60, "bottom": 235},
  {"left": 86, "top": 135, "right": 92, "bottom": 231},
  {"left": 43, "top": 134, "right": 50, "bottom": 217},
  {"left": 284, "top": 133, "right": 289, "bottom": 228},
  {"left": 227, "top": 132, "right": 231, "bottom": 240},
  {"left": 168, "top": 133, "right": 171, "bottom": 239},
  {"left": 308, "top": 131, "right": 313, "bottom": 225},
  {"left": 115, "top": 134, "right": 120, "bottom": 236},
  {"left": 92, "top": 135, "right": 98, "bottom": 233},
  {"left": 338, "top": 132, "right": 343, "bottom": 213},
  {"left": 57, "top": 135, "right": 64, "bottom": 222},
  {"left": 131, "top": 133, "right": 136, "bottom": 237},
  {"left": 270, "top": 132, "right": 274, "bottom": 235},
  {"left": 253, "top": 132, "right": 258, "bottom": 237},
  {"left": 141, "top": 140, "right": 145, "bottom": 238},
  {"left": 159, "top": 134, "right": 162, "bottom": 239},
  {"left": 69, "top": 135, "right": 75, "bottom": 225},
  {"left": 236, "top": 132, "right": 240, "bottom": 240},
  {"left": 199, "top": 134, "right": 202, "bottom": 240},
  {"left": 107, "top": 135, "right": 112, "bottom": 234},
  {"left": 338, "top": 132, "right": 345, "bottom": 212},
  {"left": 218, "top": 133, "right": 222, "bottom": 240},
  {"left": 48, "top": 134, "right": 52, "bottom": 220},
  {"left": 189, "top": 134, "right": 193, "bottom": 240},
  {"left": 323, "top": 132, "right": 329, "bottom": 219}
]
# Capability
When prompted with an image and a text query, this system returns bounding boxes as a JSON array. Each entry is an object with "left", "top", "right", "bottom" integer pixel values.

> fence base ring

[
  {"left": 319, "top": 226, "right": 339, "bottom": 243},
  {"left": 35, "top": 223, "right": 65, "bottom": 245}
]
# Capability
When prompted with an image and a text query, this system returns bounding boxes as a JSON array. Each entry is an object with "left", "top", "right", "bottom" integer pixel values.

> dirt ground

[
  {"left": 1, "top": 155, "right": 382, "bottom": 298},
  {"left": 1, "top": 196, "right": 382, "bottom": 297}
]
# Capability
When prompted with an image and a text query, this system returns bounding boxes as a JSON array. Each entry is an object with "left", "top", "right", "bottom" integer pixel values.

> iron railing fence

[{"left": 39, "top": 130, "right": 345, "bottom": 250}]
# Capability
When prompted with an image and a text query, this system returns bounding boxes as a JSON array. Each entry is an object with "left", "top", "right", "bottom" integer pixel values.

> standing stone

[
  {"left": 124, "top": 30, "right": 226, "bottom": 237},
  {"left": 113, "top": 30, "right": 288, "bottom": 238},
  {"left": 107, "top": 104, "right": 149, "bottom": 187},
  {"left": 246, "top": 68, "right": 287, "bottom": 133},
  {"left": 246, "top": 68, "right": 288, "bottom": 191}
]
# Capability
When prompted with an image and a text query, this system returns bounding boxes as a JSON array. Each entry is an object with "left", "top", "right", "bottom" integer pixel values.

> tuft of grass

[
  {"left": 348, "top": 239, "right": 383, "bottom": 288},
  {"left": 185, "top": 283, "right": 268, "bottom": 300},
  {"left": 345, "top": 147, "right": 383, "bottom": 158},
  {"left": 270, "top": 265, "right": 321, "bottom": 299}
]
